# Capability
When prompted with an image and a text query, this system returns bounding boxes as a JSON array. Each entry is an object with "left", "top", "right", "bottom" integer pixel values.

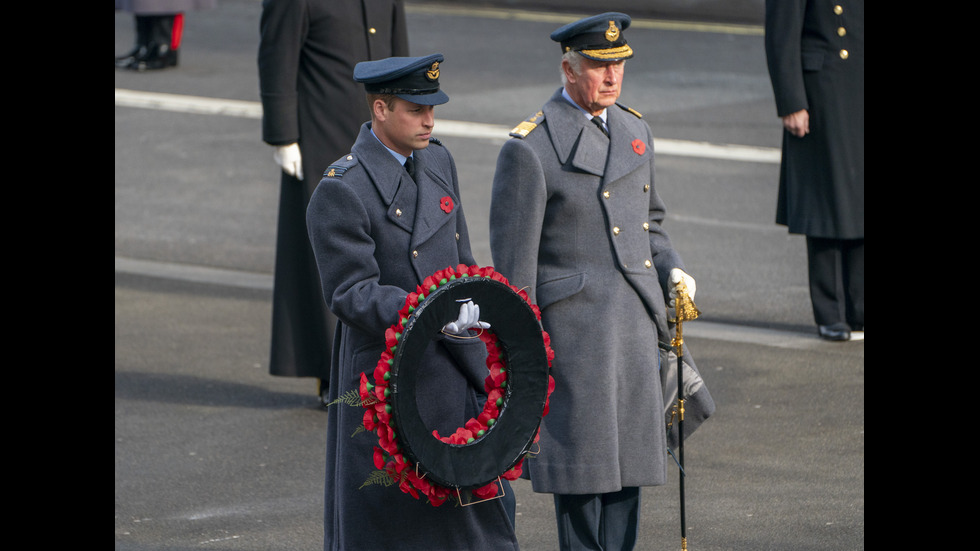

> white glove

[
  {"left": 668, "top": 268, "right": 696, "bottom": 306},
  {"left": 442, "top": 301, "right": 491, "bottom": 335},
  {"left": 273, "top": 143, "right": 304, "bottom": 180}
]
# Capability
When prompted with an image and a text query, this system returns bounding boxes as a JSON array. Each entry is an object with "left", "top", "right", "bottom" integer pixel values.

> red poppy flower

[
  {"left": 632, "top": 138, "right": 646, "bottom": 155},
  {"left": 440, "top": 196, "right": 454, "bottom": 213}
]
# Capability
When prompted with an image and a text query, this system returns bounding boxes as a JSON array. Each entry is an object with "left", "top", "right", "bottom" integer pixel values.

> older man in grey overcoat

[{"left": 489, "top": 13, "right": 711, "bottom": 550}]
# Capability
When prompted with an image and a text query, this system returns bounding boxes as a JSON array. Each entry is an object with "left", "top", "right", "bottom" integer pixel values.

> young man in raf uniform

[{"left": 307, "top": 54, "right": 518, "bottom": 550}]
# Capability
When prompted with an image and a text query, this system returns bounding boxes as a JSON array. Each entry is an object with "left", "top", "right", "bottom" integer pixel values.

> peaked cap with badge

[
  {"left": 354, "top": 53, "right": 449, "bottom": 105},
  {"left": 550, "top": 12, "right": 634, "bottom": 61}
]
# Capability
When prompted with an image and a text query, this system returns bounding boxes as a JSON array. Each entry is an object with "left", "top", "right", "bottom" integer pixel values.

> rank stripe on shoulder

[
  {"left": 324, "top": 165, "right": 348, "bottom": 178},
  {"left": 617, "top": 103, "right": 642, "bottom": 118},
  {"left": 324, "top": 154, "right": 357, "bottom": 178},
  {"left": 509, "top": 110, "right": 544, "bottom": 138}
]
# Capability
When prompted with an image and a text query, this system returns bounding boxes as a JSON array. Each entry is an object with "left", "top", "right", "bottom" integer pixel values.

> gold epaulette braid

[{"left": 509, "top": 110, "right": 545, "bottom": 139}]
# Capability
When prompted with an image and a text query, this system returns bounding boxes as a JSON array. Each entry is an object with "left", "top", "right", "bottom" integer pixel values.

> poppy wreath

[{"left": 359, "top": 265, "right": 555, "bottom": 506}]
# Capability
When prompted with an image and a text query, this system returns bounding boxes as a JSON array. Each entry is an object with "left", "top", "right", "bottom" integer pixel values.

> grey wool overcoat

[
  {"left": 490, "top": 88, "right": 695, "bottom": 494},
  {"left": 307, "top": 123, "right": 519, "bottom": 550}
]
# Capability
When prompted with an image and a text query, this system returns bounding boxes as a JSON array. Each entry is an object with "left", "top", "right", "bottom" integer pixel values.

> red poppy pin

[
  {"left": 631, "top": 139, "right": 646, "bottom": 155},
  {"left": 440, "top": 196, "right": 454, "bottom": 213}
]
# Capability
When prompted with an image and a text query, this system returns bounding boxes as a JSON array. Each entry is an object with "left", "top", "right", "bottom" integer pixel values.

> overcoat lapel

[
  {"left": 604, "top": 106, "right": 650, "bottom": 184},
  {"left": 354, "top": 125, "right": 416, "bottom": 233},
  {"left": 409, "top": 149, "right": 456, "bottom": 251},
  {"left": 541, "top": 90, "right": 651, "bottom": 182},
  {"left": 543, "top": 90, "right": 607, "bottom": 177}
]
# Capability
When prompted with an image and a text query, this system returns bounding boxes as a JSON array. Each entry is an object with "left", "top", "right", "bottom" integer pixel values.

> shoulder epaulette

[
  {"left": 323, "top": 153, "right": 357, "bottom": 179},
  {"left": 509, "top": 110, "right": 545, "bottom": 139},
  {"left": 616, "top": 103, "right": 642, "bottom": 118},
  {"left": 428, "top": 136, "right": 443, "bottom": 146}
]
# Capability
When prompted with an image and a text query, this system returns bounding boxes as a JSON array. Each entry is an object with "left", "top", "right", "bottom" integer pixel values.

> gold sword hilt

[{"left": 670, "top": 280, "right": 700, "bottom": 350}]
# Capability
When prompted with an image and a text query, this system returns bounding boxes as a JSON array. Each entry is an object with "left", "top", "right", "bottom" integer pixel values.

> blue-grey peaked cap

[
  {"left": 550, "top": 12, "right": 634, "bottom": 61},
  {"left": 354, "top": 53, "right": 449, "bottom": 105}
]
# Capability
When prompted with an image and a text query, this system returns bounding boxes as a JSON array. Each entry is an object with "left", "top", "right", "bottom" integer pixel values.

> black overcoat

[
  {"left": 258, "top": 0, "right": 409, "bottom": 377},
  {"left": 306, "top": 124, "right": 519, "bottom": 550},
  {"left": 765, "top": 0, "right": 864, "bottom": 239}
]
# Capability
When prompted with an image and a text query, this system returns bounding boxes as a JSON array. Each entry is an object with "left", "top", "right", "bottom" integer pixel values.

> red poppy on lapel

[
  {"left": 631, "top": 139, "right": 646, "bottom": 155},
  {"left": 440, "top": 196, "right": 454, "bottom": 213}
]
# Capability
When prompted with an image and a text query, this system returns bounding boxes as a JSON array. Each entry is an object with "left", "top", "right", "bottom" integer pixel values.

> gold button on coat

[
  {"left": 602, "top": 190, "right": 610, "bottom": 199},
  {"left": 412, "top": 250, "right": 418, "bottom": 258},
  {"left": 840, "top": 49, "right": 849, "bottom": 59},
  {"left": 612, "top": 226, "right": 620, "bottom": 235},
  {"left": 834, "top": 4, "right": 843, "bottom": 14},
  {"left": 395, "top": 208, "right": 402, "bottom": 217},
  {"left": 837, "top": 26, "right": 846, "bottom": 36},
  {"left": 642, "top": 222, "right": 650, "bottom": 231},
  {"left": 644, "top": 260, "right": 652, "bottom": 268},
  {"left": 369, "top": 27, "right": 377, "bottom": 34}
]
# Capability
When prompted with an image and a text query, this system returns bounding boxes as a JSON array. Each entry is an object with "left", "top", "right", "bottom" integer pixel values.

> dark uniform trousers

[
  {"left": 806, "top": 237, "right": 864, "bottom": 328},
  {"left": 554, "top": 488, "right": 641, "bottom": 551}
]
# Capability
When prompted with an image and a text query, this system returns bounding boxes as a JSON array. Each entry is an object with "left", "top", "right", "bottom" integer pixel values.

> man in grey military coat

[
  {"left": 307, "top": 54, "right": 519, "bottom": 551},
  {"left": 489, "top": 13, "right": 703, "bottom": 551}
]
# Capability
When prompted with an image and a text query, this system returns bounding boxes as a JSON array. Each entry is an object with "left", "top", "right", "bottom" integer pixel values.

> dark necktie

[
  {"left": 591, "top": 116, "right": 609, "bottom": 138},
  {"left": 404, "top": 156, "right": 417, "bottom": 182}
]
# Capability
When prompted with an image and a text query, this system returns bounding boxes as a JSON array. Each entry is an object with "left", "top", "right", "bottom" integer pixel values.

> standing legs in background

[{"left": 115, "top": 13, "right": 183, "bottom": 71}]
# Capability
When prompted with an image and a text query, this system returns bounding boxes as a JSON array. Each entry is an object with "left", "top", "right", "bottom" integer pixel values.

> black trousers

[
  {"left": 554, "top": 487, "right": 641, "bottom": 551},
  {"left": 806, "top": 236, "right": 864, "bottom": 328},
  {"left": 134, "top": 13, "right": 182, "bottom": 50}
]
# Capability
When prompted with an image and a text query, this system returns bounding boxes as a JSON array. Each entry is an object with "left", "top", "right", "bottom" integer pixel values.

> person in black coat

[
  {"left": 258, "top": 0, "right": 410, "bottom": 402},
  {"left": 765, "top": 0, "right": 864, "bottom": 341}
]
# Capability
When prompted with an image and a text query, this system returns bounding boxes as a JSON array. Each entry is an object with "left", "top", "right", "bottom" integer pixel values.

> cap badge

[
  {"left": 426, "top": 62, "right": 440, "bottom": 81},
  {"left": 605, "top": 21, "right": 620, "bottom": 42}
]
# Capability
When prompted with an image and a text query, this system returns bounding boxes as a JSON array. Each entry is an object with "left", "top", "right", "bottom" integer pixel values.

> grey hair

[{"left": 560, "top": 50, "right": 583, "bottom": 85}]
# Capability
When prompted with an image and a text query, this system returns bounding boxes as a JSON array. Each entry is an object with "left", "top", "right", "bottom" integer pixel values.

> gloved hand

[
  {"left": 442, "top": 301, "right": 491, "bottom": 335},
  {"left": 668, "top": 268, "right": 696, "bottom": 306},
  {"left": 273, "top": 143, "right": 304, "bottom": 180}
]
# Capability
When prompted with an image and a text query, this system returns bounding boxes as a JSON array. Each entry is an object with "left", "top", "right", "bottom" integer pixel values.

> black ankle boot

[
  {"left": 115, "top": 46, "right": 141, "bottom": 68},
  {"left": 120, "top": 43, "right": 179, "bottom": 71},
  {"left": 116, "top": 13, "right": 180, "bottom": 71}
]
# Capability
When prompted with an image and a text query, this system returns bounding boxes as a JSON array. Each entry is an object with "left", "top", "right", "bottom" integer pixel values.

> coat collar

[
  {"left": 541, "top": 87, "right": 649, "bottom": 182},
  {"left": 352, "top": 123, "right": 412, "bottom": 206},
  {"left": 351, "top": 123, "right": 456, "bottom": 244}
]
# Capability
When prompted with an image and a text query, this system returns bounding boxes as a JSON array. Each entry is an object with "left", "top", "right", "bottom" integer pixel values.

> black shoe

[
  {"left": 115, "top": 46, "right": 141, "bottom": 68},
  {"left": 818, "top": 323, "right": 851, "bottom": 341},
  {"left": 117, "top": 43, "right": 178, "bottom": 71}
]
